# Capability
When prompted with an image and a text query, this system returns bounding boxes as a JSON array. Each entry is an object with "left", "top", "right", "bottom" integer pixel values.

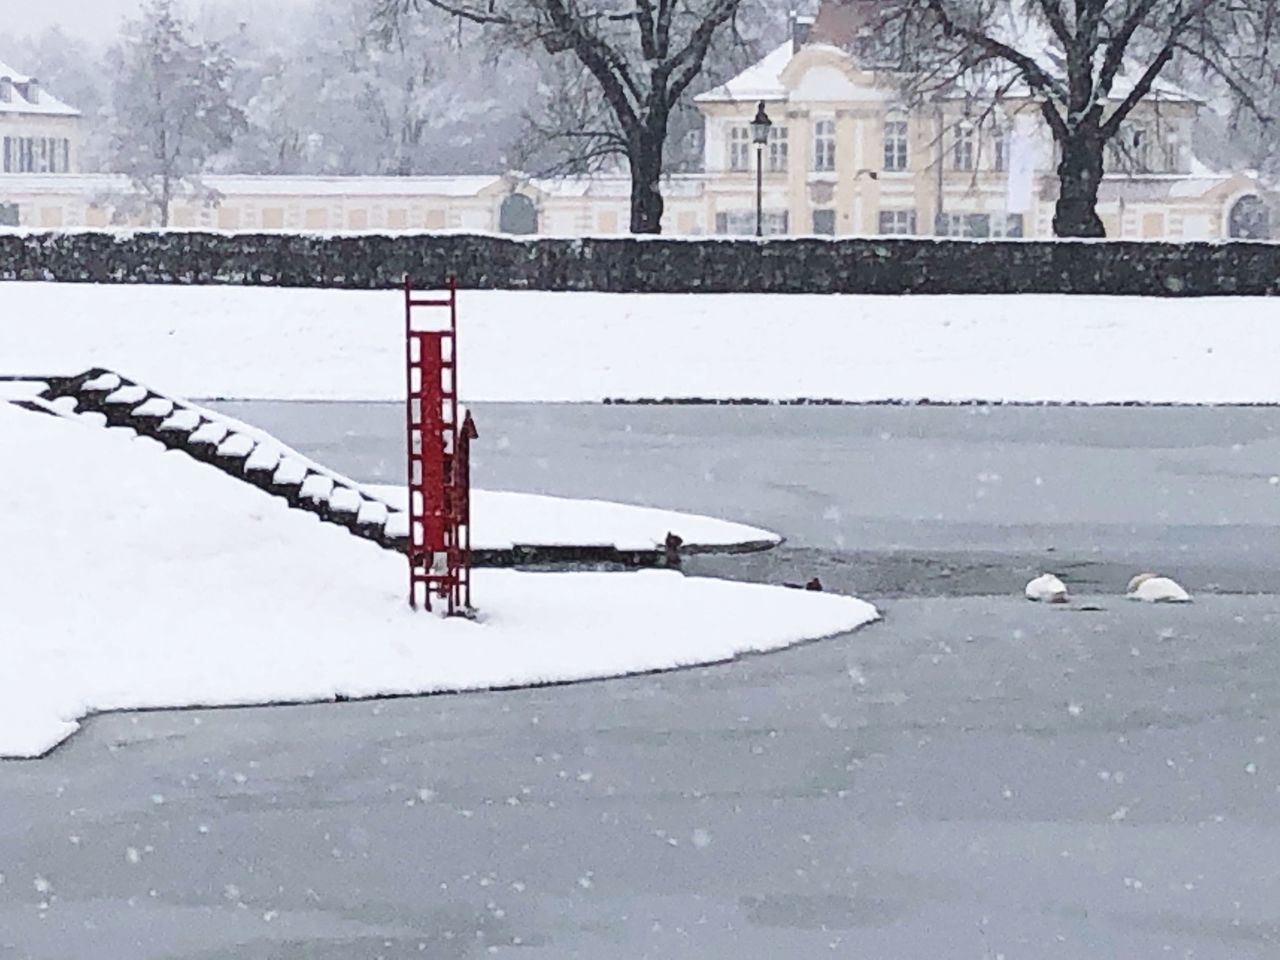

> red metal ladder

[{"left": 404, "top": 275, "right": 472, "bottom": 615}]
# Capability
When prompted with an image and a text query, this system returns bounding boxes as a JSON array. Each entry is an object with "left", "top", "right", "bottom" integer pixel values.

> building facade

[
  {"left": 692, "top": 4, "right": 1272, "bottom": 240},
  {"left": 0, "top": 61, "right": 80, "bottom": 176},
  {"left": 0, "top": 58, "right": 82, "bottom": 227},
  {"left": 0, "top": 18, "right": 1272, "bottom": 239}
]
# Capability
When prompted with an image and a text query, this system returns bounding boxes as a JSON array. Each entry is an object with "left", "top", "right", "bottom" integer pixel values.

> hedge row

[{"left": 1, "top": 231, "right": 1276, "bottom": 295}]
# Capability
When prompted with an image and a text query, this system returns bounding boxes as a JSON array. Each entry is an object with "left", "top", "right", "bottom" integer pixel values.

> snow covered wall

[{"left": 0, "top": 230, "right": 1278, "bottom": 295}]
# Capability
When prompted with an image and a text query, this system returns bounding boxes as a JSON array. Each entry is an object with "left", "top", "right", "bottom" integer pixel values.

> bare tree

[
  {"left": 896, "top": 0, "right": 1280, "bottom": 236},
  {"left": 380, "top": 0, "right": 745, "bottom": 232},
  {"left": 107, "top": 0, "right": 246, "bottom": 226},
  {"left": 509, "top": 0, "right": 784, "bottom": 178}
]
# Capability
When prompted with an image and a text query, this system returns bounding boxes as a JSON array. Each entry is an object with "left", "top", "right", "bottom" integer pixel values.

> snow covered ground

[
  {"left": 364, "top": 485, "right": 777, "bottom": 551},
  {"left": 0, "top": 403, "right": 874, "bottom": 759},
  {"left": 2, "top": 282, "right": 1277, "bottom": 403}
]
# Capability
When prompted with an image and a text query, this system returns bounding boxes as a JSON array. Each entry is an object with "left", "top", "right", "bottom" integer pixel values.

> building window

[
  {"left": 768, "top": 126, "right": 788, "bottom": 173},
  {"left": 0, "top": 136, "right": 68, "bottom": 174},
  {"left": 992, "top": 213, "right": 1024, "bottom": 237},
  {"left": 1107, "top": 123, "right": 1153, "bottom": 173},
  {"left": 812, "top": 209, "right": 836, "bottom": 234},
  {"left": 1228, "top": 195, "right": 1271, "bottom": 239},
  {"left": 878, "top": 209, "right": 917, "bottom": 235},
  {"left": 936, "top": 212, "right": 1021, "bottom": 237},
  {"left": 729, "top": 126, "right": 750, "bottom": 172},
  {"left": 715, "top": 210, "right": 789, "bottom": 236},
  {"left": 952, "top": 122, "right": 975, "bottom": 171},
  {"left": 1131, "top": 125, "right": 1151, "bottom": 172},
  {"left": 883, "top": 117, "right": 908, "bottom": 171},
  {"left": 813, "top": 119, "right": 836, "bottom": 172},
  {"left": 1162, "top": 131, "right": 1183, "bottom": 174},
  {"left": 936, "top": 212, "right": 990, "bottom": 237},
  {"left": 992, "top": 126, "right": 1009, "bottom": 172}
]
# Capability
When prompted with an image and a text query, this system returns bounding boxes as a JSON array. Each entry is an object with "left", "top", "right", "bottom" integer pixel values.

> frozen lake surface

[{"left": 3, "top": 403, "right": 1278, "bottom": 958}]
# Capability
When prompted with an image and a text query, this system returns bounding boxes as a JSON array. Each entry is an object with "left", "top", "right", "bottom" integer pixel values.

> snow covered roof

[
  {"left": 0, "top": 172, "right": 712, "bottom": 201},
  {"left": 0, "top": 58, "right": 80, "bottom": 117},
  {"left": 0, "top": 174, "right": 508, "bottom": 198},
  {"left": 694, "top": 29, "right": 1199, "bottom": 114},
  {"left": 200, "top": 175, "right": 505, "bottom": 197},
  {"left": 533, "top": 175, "right": 705, "bottom": 199},
  {"left": 1106, "top": 61, "right": 1201, "bottom": 104},
  {"left": 1093, "top": 173, "right": 1236, "bottom": 202},
  {"left": 695, "top": 41, "right": 793, "bottom": 104}
]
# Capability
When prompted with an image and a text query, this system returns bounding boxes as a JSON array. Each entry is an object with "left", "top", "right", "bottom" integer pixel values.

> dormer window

[
  {"left": 23, "top": 79, "right": 39, "bottom": 104},
  {"left": 0, "top": 77, "right": 11, "bottom": 103}
]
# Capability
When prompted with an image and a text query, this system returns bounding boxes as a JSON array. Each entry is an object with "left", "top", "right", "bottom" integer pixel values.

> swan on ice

[
  {"left": 1126, "top": 573, "right": 1192, "bottom": 603},
  {"left": 1025, "top": 573, "right": 1069, "bottom": 603}
]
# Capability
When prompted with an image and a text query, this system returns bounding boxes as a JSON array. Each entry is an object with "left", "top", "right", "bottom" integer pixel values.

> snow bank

[
  {"left": 0, "top": 403, "right": 875, "bottom": 759},
  {"left": 1, "top": 283, "right": 1277, "bottom": 403},
  {"left": 364, "top": 485, "right": 778, "bottom": 551},
  {"left": 0, "top": 380, "right": 45, "bottom": 401}
]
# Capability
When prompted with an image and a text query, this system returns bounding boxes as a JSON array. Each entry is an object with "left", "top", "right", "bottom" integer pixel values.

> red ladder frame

[{"left": 404, "top": 275, "right": 472, "bottom": 615}]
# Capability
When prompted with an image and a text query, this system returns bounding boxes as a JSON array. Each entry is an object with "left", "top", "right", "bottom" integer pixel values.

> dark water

[{"left": 208, "top": 401, "right": 1280, "bottom": 596}]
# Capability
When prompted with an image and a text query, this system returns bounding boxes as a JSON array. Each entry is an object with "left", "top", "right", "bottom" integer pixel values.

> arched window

[
  {"left": 1228, "top": 195, "right": 1271, "bottom": 239},
  {"left": 498, "top": 193, "right": 538, "bottom": 235}
]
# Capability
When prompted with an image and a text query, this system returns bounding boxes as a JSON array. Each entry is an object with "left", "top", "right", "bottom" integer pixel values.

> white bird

[
  {"left": 1127, "top": 573, "right": 1191, "bottom": 603},
  {"left": 1025, "top": 573, "right": 1069, "bottom": 603}
]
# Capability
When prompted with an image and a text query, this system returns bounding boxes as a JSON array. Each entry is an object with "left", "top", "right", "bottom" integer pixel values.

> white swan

[
  {"left": 1025, "top": 573, "right": 1069, "bottom": 603},
  {"left": 1127, "top": 573, "right": 1192, "bottom": 603}
]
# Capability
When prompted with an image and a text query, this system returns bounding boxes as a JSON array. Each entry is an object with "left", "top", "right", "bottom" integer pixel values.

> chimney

[
  {"left": 0, "top": 77, "right": 11, "bottom": 103},
  {"left": 24, "top": 78, "right": 39, "bottom": 104},
  {"left": 791, "top": 12, "right": 815, "bottom": 52}
]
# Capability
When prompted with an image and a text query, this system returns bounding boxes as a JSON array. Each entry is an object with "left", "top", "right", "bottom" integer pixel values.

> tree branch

[
  {"left": 657, "top": 0, "right": 739, "bottom": 108},
  {"left": 1100, "top": 35, "right": 1180, "bottom": 137},
  {"left": 1035, "top": 0, "right": 1073, "bottom": 52},
  {"left": 635, "top": 0, "right": 659, "bottom": 62},
  {"left": 921, "top": 0, "right": 1070, "bottom": 105}
]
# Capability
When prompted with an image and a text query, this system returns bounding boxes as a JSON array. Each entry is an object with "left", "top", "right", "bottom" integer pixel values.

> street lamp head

[{"left": 750, "top": 101, "right": 773, "bottom": 146}]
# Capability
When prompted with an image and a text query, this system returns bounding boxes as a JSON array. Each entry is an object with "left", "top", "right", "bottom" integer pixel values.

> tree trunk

[
  {"left": 160, "top": 175, "right": 171, "bottom": 228},
  {"left": 628, "top": 129, "right": 665, "bottom": 234},
  {"left": 1052, "top": 129, "right": 1106, "bottom": 238}
]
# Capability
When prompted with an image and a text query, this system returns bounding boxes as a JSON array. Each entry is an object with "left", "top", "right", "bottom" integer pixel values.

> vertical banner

[{"left": 1006, "top": 117, "right": 1037, "bottom": 215}]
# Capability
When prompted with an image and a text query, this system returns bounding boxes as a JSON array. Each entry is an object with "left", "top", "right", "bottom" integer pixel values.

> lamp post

[{"left": 750, "top": 101, "right": 772, "bottom": 237}]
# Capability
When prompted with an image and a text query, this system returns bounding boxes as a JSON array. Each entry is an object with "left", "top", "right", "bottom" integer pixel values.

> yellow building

[
  {"left": 692, "top": 4, "right": 1272, "bottom": 239},
  {"left": 0, "top": 171, "right": 700, "bottom": 233}
]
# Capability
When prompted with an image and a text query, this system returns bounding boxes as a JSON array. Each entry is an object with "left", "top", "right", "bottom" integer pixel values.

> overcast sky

[{"left": 2, "top": 0, "right": 310, "bottom": 44}]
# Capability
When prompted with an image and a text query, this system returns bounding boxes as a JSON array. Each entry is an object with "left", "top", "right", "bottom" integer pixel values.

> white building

[
  {"left": 0, "top": 59, "right": 81, "bottom": 176},
  {"left": 0, "top": 57, "right": 81, "bottom": 227}
]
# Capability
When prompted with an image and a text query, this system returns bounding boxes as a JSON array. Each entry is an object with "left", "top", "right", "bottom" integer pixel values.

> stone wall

[{"left": 0, "top": 231, "right": 1276, "bottom": 295}]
